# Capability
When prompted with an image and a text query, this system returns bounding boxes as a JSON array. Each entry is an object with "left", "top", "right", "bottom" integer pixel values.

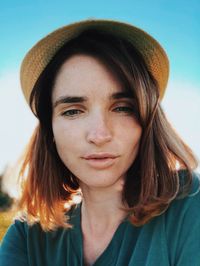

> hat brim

[{"left": 20, "top": 19, "right": 169, "bottom": 103}]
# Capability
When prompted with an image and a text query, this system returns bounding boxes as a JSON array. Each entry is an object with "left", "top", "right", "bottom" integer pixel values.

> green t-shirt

[{"left": 1, "top": 173, "right": 200, "bottom": 266}]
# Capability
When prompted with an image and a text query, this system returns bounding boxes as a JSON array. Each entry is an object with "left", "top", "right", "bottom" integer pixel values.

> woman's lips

[{"left": 82, "top": 153, "right": 119, "bottom": 169}]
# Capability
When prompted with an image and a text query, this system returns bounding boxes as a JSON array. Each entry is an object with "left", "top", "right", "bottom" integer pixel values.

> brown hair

[{"left": 18, "top": 30, "right": 198, "bottom": 231}]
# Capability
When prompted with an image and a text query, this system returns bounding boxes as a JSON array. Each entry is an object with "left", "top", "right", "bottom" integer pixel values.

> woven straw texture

[{"left": 20, "top": 19, "right": 169, "bottom": 103}]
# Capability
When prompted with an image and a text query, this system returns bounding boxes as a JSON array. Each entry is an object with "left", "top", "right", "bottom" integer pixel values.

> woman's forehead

[
  {"left": 52, "top": 54, "right": 130, "bottom": 101},
  {"left": 54, "top": 53, "right": 120, "bottom": 83}
]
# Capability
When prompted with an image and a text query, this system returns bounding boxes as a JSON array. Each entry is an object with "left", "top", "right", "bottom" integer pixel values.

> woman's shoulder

[
  {"left": 1, "top": 204, "right": 80, "bottom": 250},
  {"left": 166, "top": 170, "right": 200, "bottom": 218},
  {"left": 178, "top": 169, "right": 200, "bottom": 196},
  {"left": 0, "top": 205, "right": 81, "bottom": 265},
  {"left": 176, "top": 170, "right": 200, "bottom": 207},
  {"left": 163, "top": 171, "right": 200, "bottom": 244},
  {"left": 4, "top": 203, "right": 80, "bottom": 237},
  {"left": 155, "top": 171, "right": 200, "bottom": 265}
]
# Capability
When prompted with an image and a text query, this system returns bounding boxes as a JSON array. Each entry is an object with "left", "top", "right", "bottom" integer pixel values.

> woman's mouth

[{"left": 82, "top": 153, "right": 119, "bottom": 169}]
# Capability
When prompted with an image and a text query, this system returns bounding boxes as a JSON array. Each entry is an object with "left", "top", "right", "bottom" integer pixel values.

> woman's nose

[{"left": 86, "top": 114, "right": 112, "bottom": 146}]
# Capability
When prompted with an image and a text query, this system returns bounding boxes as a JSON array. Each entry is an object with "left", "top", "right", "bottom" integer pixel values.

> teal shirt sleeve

[
  {"left": 0, "top": 220, "right": 28, "bottom": 266},
  {"left": 165, "top": 173, "right": 200, "bottom": 266}
]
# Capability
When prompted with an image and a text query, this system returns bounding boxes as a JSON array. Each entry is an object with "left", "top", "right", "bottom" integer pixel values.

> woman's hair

[{"left": 18, "top": 30, "right": 198, "bottom": 231}]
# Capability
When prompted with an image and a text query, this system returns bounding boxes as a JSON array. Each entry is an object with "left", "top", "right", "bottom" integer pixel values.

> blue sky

[{"left": 0, "top": 0, "right": 199, "bottom": 185}]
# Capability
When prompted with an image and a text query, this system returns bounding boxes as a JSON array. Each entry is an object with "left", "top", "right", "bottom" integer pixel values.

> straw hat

[{"left": 20, "top": 19, "right": 169, "bottom": 103}]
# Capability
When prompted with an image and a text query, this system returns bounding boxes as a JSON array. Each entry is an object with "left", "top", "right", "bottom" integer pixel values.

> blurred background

[{"left": 0, "top": 0, "right": 199, "bottom": 232}]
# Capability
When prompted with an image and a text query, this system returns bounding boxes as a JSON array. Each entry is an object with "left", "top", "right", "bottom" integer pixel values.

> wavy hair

[{"left": 18, "top": 30, "right": 198, "bottom": 231}]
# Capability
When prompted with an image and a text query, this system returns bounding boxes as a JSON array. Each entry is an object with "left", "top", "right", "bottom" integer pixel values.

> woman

[{"left": 0, "top": 19, "right": 200, "bottom": 266}]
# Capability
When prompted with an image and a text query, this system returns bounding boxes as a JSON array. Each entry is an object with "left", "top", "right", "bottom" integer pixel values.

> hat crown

[{"left": 20, "top": 19, "right": 169, "bottom": 104}]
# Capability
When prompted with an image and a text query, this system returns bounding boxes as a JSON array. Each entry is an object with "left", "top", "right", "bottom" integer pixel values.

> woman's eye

[
  {"left": 61, "top": 109, "right": 82, "bottom": 117},
  {"left": 114, "top": 106, "right": 134, "bottom": 113}
]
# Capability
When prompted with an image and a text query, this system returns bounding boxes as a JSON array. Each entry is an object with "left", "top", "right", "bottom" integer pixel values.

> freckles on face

[{"left": 51, "top": 54, "right": 142, "bottom": 189}]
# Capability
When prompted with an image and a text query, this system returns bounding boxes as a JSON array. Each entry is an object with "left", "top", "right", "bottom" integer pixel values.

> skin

[{"left": 52, "top": 54, "right": 142, "bottom": 264}]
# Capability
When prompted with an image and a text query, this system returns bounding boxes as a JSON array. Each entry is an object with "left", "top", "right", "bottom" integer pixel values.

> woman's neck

[
  {"left": 80, "top": 181, "right": 127, "bottom": 236},
  {"left": 80, "top": 182, "right": 128, "bottom": 265}
]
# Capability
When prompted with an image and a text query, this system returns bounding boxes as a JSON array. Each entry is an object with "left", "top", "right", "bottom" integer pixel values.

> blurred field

[{"left": 0, "top": 211, "right": 15, "bottom": 241}]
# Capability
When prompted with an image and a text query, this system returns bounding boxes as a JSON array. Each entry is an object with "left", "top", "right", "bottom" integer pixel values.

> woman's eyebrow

[
  {"left": 53, "top": 92, "right": 133, "bottom": 108},
  {"left": 53, "top": 96, "right": 88, "bottom": 108},
  {"left": 110, "top": 92, "right": 133, "bottom": 100}
]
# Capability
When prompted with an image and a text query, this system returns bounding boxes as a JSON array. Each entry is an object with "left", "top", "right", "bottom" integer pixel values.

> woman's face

[{"left": 52, "top": 54, "right": 142, "bottom": 189}]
